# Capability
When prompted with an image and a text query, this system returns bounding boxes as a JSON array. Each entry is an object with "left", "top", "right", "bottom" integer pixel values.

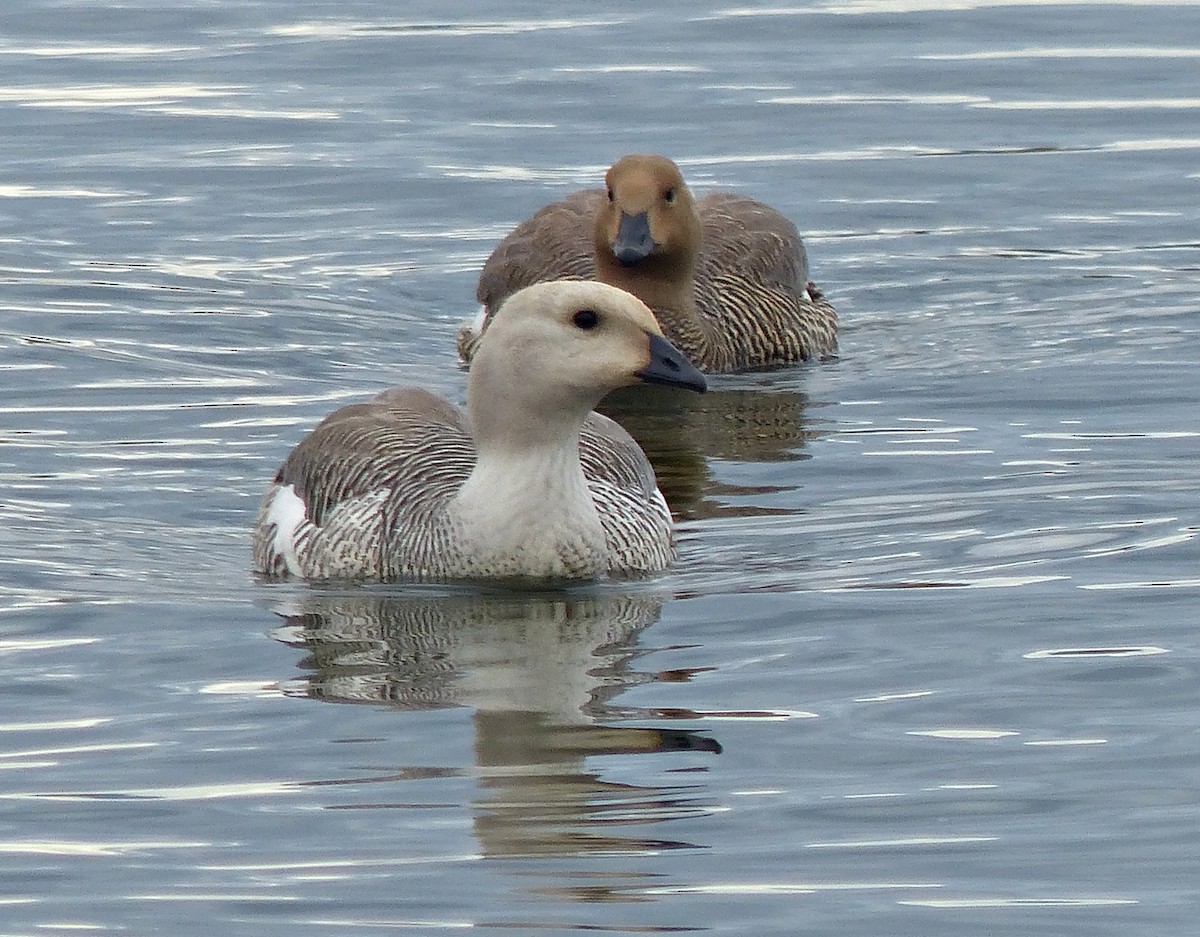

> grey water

[{"left": 2, "top": 1, "right": 1198, "bottom": 934}]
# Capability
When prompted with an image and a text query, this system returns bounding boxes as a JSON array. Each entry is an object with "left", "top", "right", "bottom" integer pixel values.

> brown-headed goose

[
  {"left": 252, "top": 280, "right": 707, "bottom": 582},
  {"left": 459, "top": 154, "right": 837, "bottom": 373}
]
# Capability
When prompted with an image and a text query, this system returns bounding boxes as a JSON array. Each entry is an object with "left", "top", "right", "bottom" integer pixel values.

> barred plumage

[
  {"left": 460, "top": 154, "right": 837, "bottom": 373},
  {"left": 252, "top": 281, "right": 706, "bottom": 582}
]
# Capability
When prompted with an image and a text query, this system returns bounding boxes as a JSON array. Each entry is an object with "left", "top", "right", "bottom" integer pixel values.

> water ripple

[
  {"left": 269, "top": 18, "right": 626, "bottom": 39},
  {"left": 1, "top": 1, "right": 1197, "bottom": 932}
]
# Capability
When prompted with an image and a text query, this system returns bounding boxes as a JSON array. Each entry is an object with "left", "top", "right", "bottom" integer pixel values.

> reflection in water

[
  {"left": 600, "top": 383, "right": 819, "bottom": 520},
  {"left": 273, "top": 591, "right": 720, "bottom": 859}
]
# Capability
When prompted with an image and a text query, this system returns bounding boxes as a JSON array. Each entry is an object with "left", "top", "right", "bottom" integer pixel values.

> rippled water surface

[{"left": 2, "top": 1, "right": 1198, "bottom": 934}]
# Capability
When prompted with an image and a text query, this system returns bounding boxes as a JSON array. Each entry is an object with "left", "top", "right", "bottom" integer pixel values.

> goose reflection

[
  {"left": 272, "top": 590, "right": 721, "bottom": 858},
  {"left": 599, "top": 382, "right": 819, "bottom": 520}
]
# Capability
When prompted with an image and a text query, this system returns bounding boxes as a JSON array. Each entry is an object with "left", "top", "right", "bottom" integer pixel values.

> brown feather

[{"left": 465, "top": 156, "right": 837, "bottom": 372}]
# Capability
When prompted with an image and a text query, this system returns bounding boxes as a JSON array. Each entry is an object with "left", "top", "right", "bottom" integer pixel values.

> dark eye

[
  {"left": 572, "top": 309, "right": 599, "bottom": 330},
  {"left": 664, "top": 187, "right": 676, "bottom": 203},
  {"left": 606, "top": 188, "right": 614, "bottom": 202}
]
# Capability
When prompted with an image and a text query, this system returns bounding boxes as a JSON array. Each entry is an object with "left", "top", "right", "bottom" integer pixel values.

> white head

[{"left": 468, "top": 280, "right": 705, "bottom": 448}]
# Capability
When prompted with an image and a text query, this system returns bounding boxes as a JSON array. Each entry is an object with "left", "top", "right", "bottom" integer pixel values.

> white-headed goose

[
  {"left": 460, "top": 154, "right": 837, "bottom": 373},
  {"left": 253, "top": 280, "right": 707, "bottom": 582}
]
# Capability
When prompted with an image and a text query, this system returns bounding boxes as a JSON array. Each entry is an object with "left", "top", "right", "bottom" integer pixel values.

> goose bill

[
  {"left": 635, "top": 333, "right": 707, "bottom": 393},
  {"left": 612, "top": 211, "right": 656, "bottom": 266}
]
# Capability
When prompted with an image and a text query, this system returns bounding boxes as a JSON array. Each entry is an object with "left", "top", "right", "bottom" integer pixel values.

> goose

[
  {"left": 459, "top": 153, "right": 837, "bottom": 373},
  {"left": 252, "top": 280, "right": 707, "bottom": 582}
]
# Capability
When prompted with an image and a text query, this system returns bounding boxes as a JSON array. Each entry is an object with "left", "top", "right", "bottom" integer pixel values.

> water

[{"left": 2, "top": 1, "right": 1197, "bottom": 934}]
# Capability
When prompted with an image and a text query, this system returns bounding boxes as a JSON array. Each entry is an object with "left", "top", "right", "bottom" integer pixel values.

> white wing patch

[
  {"left": 264, "top": 483, "right": 307, "bottom": 577},
  {"left": 469, "top": 303, "right": 488, "bottom": 335}
]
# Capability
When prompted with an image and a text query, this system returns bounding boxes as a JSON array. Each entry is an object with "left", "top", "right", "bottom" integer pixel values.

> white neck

[
  {"left": 451, "top": 330, "right": 616, "bottom": 578},
  {"left": 448, "top": 430, "right": 608, "bottom": 579}
]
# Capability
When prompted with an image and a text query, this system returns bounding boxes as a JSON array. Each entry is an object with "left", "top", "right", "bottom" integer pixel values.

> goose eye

[
  {"left": 606, "top": 188, "right": 614, "bottom": 202},
  {"left": 572, "top": 309, "right": 600, "bottom": 330},
  {"left": 664, "top": 187, "right": 676, "bottom": 203}
]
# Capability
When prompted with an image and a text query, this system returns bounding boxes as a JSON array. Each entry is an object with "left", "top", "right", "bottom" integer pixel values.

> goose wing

[
  {"left": 476, "top": 189, "right": 601, "bottom": 314},
  {"left": 696, "top": 191, "right": 809, "bottom": 291},
  {"left": 579, "top": 411, "right": 674, "bottom": 572},
  {"left": 252, "top": 388, "right": 473, "bottom": 579},
  {"left": 692, "top": 192, "right": 837, "bottom": 366}
]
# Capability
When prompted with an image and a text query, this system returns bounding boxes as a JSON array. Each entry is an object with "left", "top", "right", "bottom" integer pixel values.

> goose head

[
  {"left": 593, "top": 154, "right": 703, "bottom": 275},
  {"left": 468, "top": 280, "right": 706, "bottom": 446}
]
